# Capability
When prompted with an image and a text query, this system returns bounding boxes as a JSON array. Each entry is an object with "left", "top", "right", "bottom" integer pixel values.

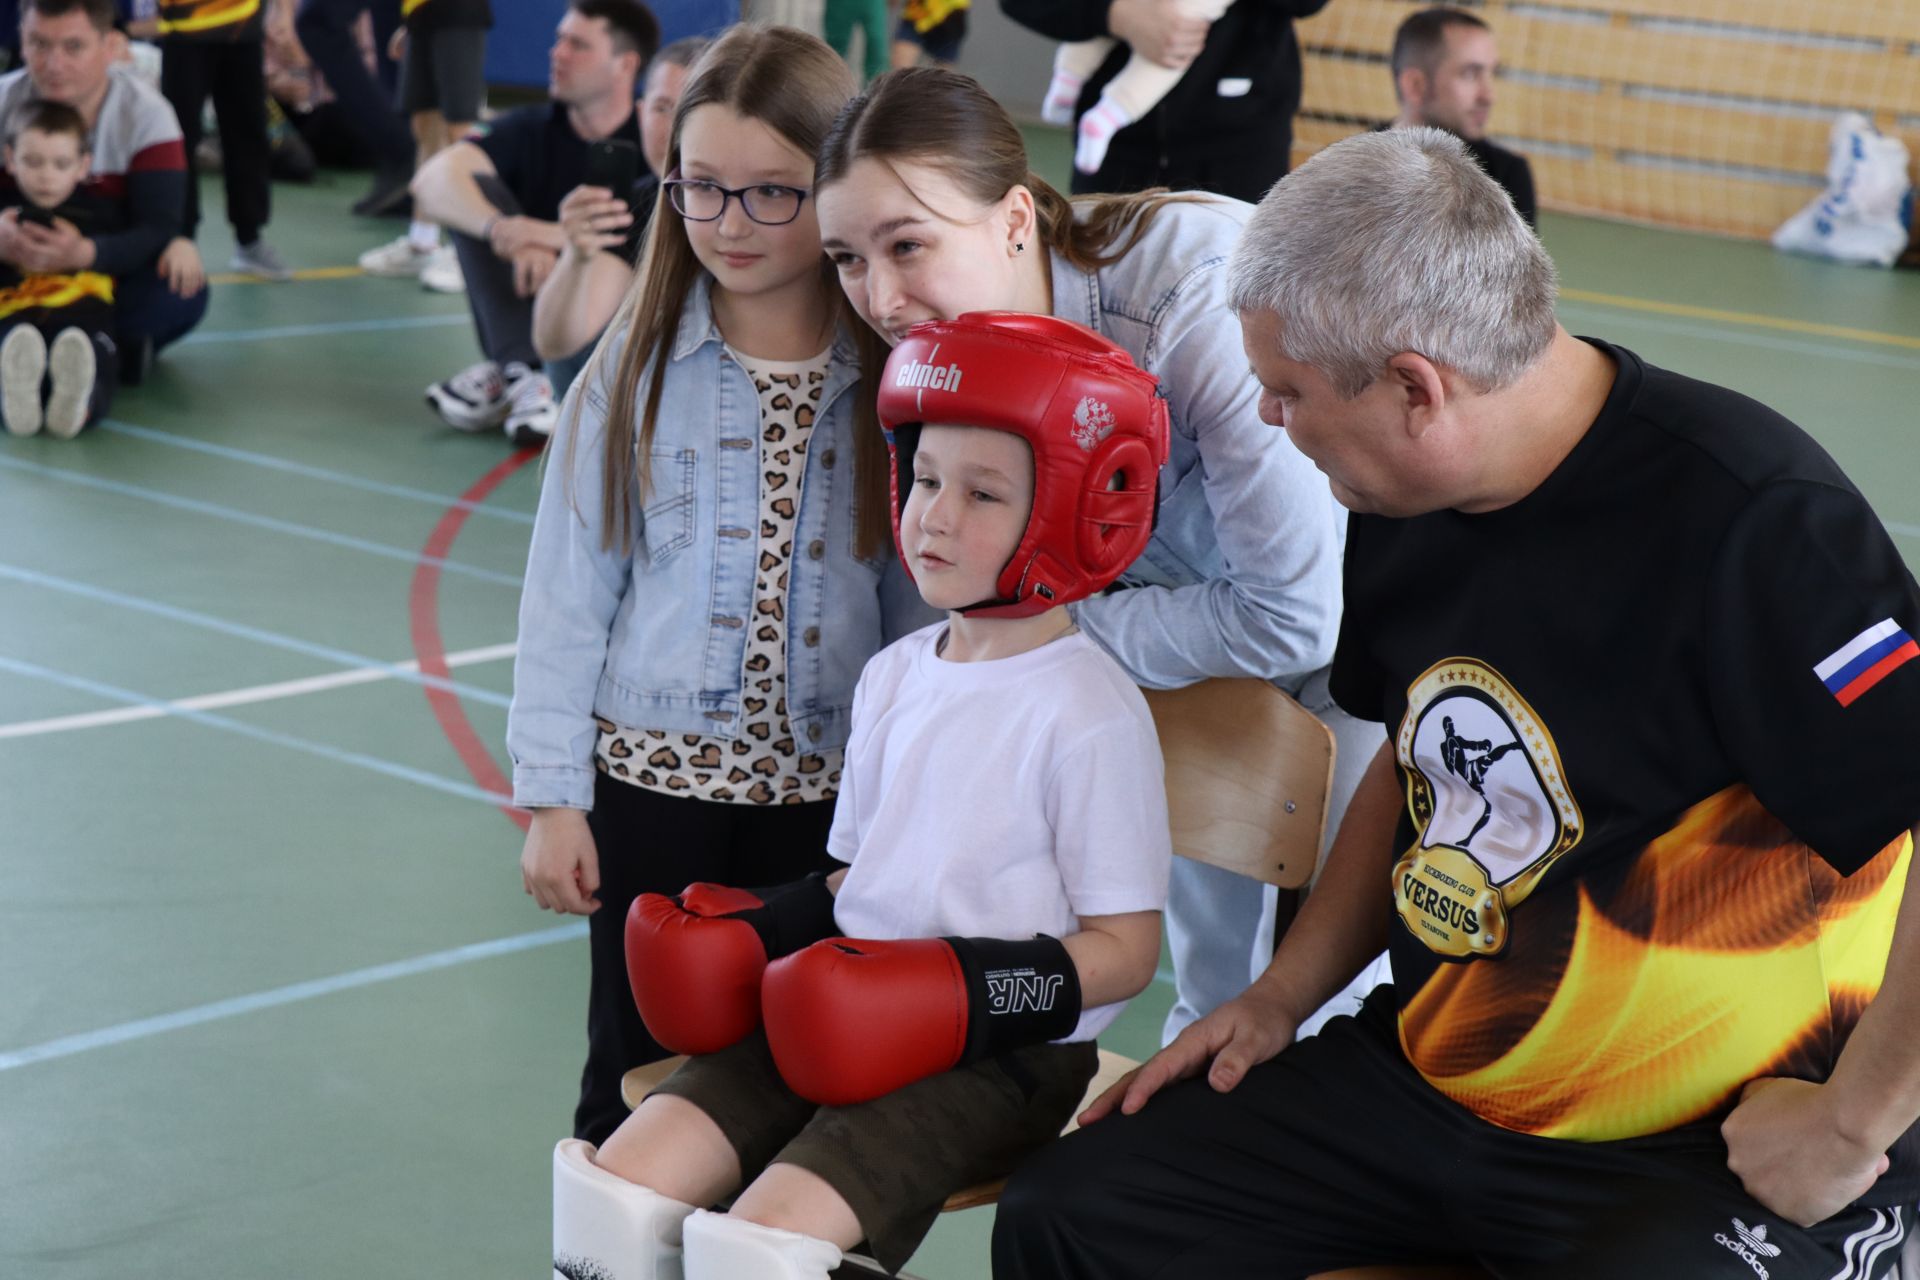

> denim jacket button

[
  {"left": 807, "top": 539, "right": 825, "bottom": 560},
  {"left": 806, "top": 723, "right": 823, "bottom": 742},
  {"left": 803, "top": 627, "right": 820, "bottom": 647},
  {"left": 820, "top": 448, "right": 836, "bottom": 469}
]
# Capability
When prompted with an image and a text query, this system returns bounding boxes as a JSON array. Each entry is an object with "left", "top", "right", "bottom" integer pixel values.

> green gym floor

[{"left": 2, "top": 127, "right": 1917, "bottom": 1279}]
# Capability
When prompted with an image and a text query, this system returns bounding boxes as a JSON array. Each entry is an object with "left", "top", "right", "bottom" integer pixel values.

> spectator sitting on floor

[
  {"left": 409, "top": 0, "right": 657, "bottom": 447},
  {"left": 0, "top": 97, "right": 119, "bottom": 437},
  {"left": 0, "top": 0, "right": 207, "bottom": 386},
  {"left": 532, "top": 32, "right": 704, "bottom": 399}
]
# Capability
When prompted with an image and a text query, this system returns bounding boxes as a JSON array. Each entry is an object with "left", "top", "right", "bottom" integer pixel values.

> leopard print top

[{"left": 594, "top": 346, "right": 843, "bottom": 806}]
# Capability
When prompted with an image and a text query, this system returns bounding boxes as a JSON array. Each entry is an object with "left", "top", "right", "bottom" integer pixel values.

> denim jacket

[
  {"left": 508, "top": 280, "right": 935, "bottom": 810},
  {"left": 1053, "top": 197, "right": 1347, "bottom": 692}
]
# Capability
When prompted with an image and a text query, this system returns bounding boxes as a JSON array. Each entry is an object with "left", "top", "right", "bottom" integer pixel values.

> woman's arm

[{"left": 1072, "top": 255, "right": 1345, "bottom": 688}]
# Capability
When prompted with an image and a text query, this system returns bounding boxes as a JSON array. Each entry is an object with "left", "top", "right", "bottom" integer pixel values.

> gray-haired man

[{"left": 993, "top": 127, "right": 1920, "bottom": 1279}]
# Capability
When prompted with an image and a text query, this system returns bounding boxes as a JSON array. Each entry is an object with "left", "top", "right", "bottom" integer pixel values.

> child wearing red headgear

[{"left": 555, "top": 312, "right": 1174, "bottom": 1280}]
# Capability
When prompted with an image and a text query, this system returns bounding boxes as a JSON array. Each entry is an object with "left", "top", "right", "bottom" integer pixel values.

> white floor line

[
  {"left": 0, "top": 642, "right": 516, "bottom": 740},
  {"left": 97, "top": 420, "right": 537, "bottom": 527},
  {"left": 0, "top": 921, "right": 588, "bottom": 1073},
  {"left": 0, "top": 652, "right": 514, "bottom": 805}
]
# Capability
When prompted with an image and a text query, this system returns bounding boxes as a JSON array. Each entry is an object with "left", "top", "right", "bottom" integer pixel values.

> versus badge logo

[{"left": 1392, "top": 659, "right": 1583, "bottom": 959}]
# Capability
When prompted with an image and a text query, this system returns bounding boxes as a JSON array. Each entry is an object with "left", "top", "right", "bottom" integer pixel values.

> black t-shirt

[
  {"left": 1331, "top": 341, "right": 1920, "bottom": 1195},
  {"left": 403, "top": 0, "right": 493, "bottom": 31},
  {"left": 1466, "top": 136, "right": 1536, "bottom": 228},
  {"left": 470, "top": 102, "right": 643, "bottom": 224}
]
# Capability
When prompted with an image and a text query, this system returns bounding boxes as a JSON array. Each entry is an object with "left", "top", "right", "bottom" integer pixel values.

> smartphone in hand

[
  {"left": 18, "top": 205, "right": 57, "bottom": 229},
  {"left": 583, "top": 139, "right": 641, "bottom": 212}
]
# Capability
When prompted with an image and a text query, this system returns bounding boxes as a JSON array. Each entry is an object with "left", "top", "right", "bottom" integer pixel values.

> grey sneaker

[
  {"left": 232, "top": 238, "right": 293, "bottom": 282},
  {"left": 44, "top": 327, "right": 96, "bottom": 439},
  {"left": 1, "top": 324, "right": 46, "bottom": 437}
]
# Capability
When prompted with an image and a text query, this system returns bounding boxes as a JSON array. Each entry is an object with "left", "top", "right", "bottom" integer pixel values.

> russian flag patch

[{"left": 1814, "top": 618, "right": 1919, "bottom": 707}]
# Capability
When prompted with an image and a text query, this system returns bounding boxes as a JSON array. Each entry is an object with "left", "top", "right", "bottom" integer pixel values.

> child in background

[
  {"left": 0, "top": 100, "right": 118, "bottom": 438},
  {"left": 356, "top": 0, "right": 492, "bottom": 289},
  {"left": 1041, "top": 0, "right": 1232, "bottom": 174},
  {"left": 892, "top": 0, "right": 970, "bottom": 70},
  {"left": 551, "top": 312, "right": 1174, "bottom": 1280},
  {"left": 508, "top": 25, "right": 931, "bottom": 1153}
]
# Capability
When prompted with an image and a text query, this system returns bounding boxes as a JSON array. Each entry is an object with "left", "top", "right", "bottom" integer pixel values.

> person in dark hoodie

[{"left": 1004, "top": 0, "right": 1328, "bottom": 202}]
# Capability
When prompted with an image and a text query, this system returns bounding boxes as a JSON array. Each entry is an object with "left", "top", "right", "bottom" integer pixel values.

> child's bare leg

[
  {"left": 729, "top": 1161, "right": 864, "bottom": 1247},
  {"left": 596, "top": 1093, "right": 743, "bottom": 1207}
]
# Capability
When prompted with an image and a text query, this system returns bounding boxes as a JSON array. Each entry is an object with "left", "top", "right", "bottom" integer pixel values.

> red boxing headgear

[{"left": 877, "top": 312, "right": 1170, "bottom": 618}]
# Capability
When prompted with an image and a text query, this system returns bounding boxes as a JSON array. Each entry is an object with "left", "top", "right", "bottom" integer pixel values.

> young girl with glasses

[{"left": 508, "top": 25, "right": 934, "bottom": 1154}]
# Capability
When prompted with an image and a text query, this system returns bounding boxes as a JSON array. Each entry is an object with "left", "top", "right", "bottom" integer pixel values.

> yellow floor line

[
  {"left": 207, "top": 265, "right": 366, "bottom": 286},
  {"left": 1560, "top": 287, "right": 1920, "bottom": 353}
]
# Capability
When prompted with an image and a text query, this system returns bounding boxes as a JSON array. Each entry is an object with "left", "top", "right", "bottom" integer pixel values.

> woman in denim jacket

[
  {"left": 814, "top": 66, "right": 1382, "bottom": 1052},
  {"left": 507, "top": 28, "right": 933, "bottom": 1148}
]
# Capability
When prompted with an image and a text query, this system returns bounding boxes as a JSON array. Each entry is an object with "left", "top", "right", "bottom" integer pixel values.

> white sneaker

[
  {"left": 1, "top": 324, "right": 46, "bottom": 437},
  {"left": 501, "top": 362, "right": 557, "bottom": 447},
  {"left": 359, "top": 234, "right": 434, "bottom": 277},
  {"left": 425, "top": 360, "right": 509, "bottom": 431},
  {"left": 44, "top": 328, "right": 95, "bottom": 438},
  {"left": 419, "top": 245, "right": 465, "bottom": 294}
]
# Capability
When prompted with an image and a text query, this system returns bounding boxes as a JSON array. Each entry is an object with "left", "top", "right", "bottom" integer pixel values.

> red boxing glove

[
  {"left": 624, "top": 871, "right": 838, "bottom": 1055},
  {"left": 761, "top": 934, "right": 1082, "bottom": 1106}
]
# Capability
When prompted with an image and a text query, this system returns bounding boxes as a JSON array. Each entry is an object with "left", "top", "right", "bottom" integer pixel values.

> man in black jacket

[{"left": 1005, "top": 0, "right": 1328, "bottom": 201}]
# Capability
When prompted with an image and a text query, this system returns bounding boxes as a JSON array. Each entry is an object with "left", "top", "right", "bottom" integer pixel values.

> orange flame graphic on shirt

[{"left": 1398, "top": 786, "right": 1910, "bottom": 1141}]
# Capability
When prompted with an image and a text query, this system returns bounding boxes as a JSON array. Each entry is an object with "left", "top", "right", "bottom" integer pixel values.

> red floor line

[{"left": 410, "top": 448, "right": 541, "bottom": 832}]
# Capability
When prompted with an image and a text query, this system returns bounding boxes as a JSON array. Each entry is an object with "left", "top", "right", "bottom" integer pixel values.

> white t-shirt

[{"left": 829, "top": 623, "right": 1173, "bottom": 1042}]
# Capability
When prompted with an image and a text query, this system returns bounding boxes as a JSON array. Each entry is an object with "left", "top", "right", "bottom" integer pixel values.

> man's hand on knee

[
  {"left": 1080, "top": 984, "right": 1299, "bottom": 1125},
  {"left": 1721, "top": 1076, "right": 1890, "bottom": 1227}
]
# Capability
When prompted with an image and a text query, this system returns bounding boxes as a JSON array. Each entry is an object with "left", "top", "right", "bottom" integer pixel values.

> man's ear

[
  {"left": 1394, "top": 67, "right": 1427, "bottom": 110},
  {"left": 1386, "top": 352, "right": 1447, "bottom": 438}
]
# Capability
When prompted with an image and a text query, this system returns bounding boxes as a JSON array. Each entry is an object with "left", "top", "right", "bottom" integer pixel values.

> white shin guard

[
  {"left": 681, "top": 1208, "right": 844, "bottom": 1280},
  {"left": 552, "top": 1139, "right": 698, "bottom": 1280}
]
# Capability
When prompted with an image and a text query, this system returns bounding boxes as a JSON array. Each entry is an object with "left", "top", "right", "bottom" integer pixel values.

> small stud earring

[{"left": 1015, "top": 242, "right": 1026, "bottom": 253}]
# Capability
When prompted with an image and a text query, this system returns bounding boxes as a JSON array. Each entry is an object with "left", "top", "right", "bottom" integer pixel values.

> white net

[{"left": 1292, "top": 0, "right": 1920, "bottom": 241}]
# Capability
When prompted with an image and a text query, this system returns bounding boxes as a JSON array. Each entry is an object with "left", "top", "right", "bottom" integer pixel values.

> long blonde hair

[
  {"left": 572, "top": 26, "right": 888, "bottom": 557},
  {"left": 815, "top": 66, "right": 1210, "bottom": 276}
]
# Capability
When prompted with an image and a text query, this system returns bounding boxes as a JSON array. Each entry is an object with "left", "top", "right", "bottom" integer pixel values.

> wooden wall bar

[{"left": 1290, "top": 0, "right": 1920, "bottom": 240}]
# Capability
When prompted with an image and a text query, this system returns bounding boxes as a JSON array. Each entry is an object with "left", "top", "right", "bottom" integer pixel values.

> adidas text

[{"left": 1713, "top": 1234, "right": 1770, "bottom": 1279}]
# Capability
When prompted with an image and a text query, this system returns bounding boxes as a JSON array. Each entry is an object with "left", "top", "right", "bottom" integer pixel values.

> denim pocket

[{"left": 640, "top": 446, "right": 696, "bottom": 565}]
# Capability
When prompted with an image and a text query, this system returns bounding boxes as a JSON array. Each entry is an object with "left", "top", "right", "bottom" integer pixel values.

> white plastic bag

[{"left": 1772, "top": 112, "right": 1914, "bottom": 268}]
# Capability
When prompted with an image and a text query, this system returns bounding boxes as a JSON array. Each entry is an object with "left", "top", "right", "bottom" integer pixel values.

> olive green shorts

[{"left": 650, "top": 1031, "right": 1100, "bottom": 1274}]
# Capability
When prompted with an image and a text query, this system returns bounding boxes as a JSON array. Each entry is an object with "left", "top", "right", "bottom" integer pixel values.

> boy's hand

[
  {"left": 1078, "top": 984, "right": 1298, "bottom": 1124},
  {"left": 10, "top": 215, "right": 94, "bottom": 274},
  {"left": 521, "top": 807, "right": 602, "bottom": 915},
  {"left": 557, "top": 184, "right": 633, "bottom": 261}
]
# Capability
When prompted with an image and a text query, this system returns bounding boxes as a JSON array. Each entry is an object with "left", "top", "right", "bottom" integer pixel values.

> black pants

[
  {"left": 449, "top": 229, "right": 539, "bottom": 369},
  {"left": 574, "top": 772, "right": 840, "bottom": 1146},
  {"left": 160, "top": 38, "right": 272, "bottom": 244},
  {"left": 993, "top": 991, "right": 1912, "bottom": 1279},
  {"left": 293, "top": 0, "right": 413, "bottom": 173}
]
